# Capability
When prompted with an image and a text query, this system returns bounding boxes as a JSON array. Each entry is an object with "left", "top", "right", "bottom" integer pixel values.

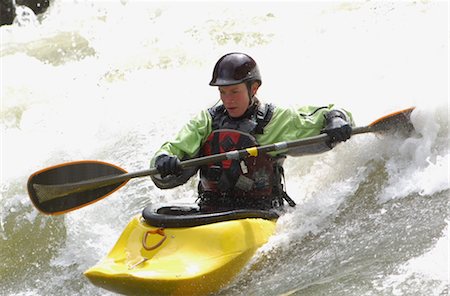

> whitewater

[{"left": 1, "top": 1, "right": 448, "bottom": 295}]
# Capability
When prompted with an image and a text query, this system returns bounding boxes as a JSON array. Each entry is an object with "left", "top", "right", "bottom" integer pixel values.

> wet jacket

[{"left": 150, "top": 100, "right": 353, "bottom": 193}]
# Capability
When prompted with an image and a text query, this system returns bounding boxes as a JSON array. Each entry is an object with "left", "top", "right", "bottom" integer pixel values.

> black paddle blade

[
  {"left": 368, "top": 107, "right": 415, "bottom": 133},
  {"left": 28, "top": 161, "right": 128, "bottom": 215}
]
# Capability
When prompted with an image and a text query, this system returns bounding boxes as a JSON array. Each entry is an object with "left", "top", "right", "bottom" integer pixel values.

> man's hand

[
  {"left": 322, "top": 110, "right": 352, "bottom": 148},
  {"left": 155, "top": 155, "right": 182, "bottom": 178}
]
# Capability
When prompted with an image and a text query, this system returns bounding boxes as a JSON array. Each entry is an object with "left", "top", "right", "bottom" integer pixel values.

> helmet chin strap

[{"left": 246, "top": 81, "right": 258, "bottom": 107}]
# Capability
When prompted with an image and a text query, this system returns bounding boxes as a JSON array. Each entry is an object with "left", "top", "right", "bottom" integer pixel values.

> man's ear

[{"left": 251, "top": 82, "right": 260, "bottom": 96}]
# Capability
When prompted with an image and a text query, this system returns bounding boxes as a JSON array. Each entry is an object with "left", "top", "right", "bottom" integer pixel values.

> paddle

[{"left": 28, "top": 107, "right": 415, "bottom": 215}]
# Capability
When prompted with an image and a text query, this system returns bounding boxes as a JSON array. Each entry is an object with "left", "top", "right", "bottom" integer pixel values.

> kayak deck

[{"left": 84, "top": 207, "right": 277, "bottom": 295}]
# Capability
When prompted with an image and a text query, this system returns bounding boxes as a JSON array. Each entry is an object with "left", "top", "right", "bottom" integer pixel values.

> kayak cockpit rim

[{"left": 141, "top": 204, "right": 280, "bottom": 228}]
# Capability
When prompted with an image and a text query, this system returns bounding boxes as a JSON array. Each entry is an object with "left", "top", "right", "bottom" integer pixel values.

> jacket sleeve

[
  {"left": 150, "top": 110, "right": 212, "bottom": 189},
  {"left": 258, "top": 104, "right": 354, "bottom": 156}
]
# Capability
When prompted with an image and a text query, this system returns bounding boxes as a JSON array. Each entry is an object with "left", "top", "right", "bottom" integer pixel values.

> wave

[{"left": 1, "top": 1, "right": 448, "bottom": 295}]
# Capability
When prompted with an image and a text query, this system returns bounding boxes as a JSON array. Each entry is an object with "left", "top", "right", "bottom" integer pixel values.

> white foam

[
  {"left": 377, "top": 226, "right": 449, "bottom": 294},
  {"left": 379, "top": 105, "right": 449, "bottom": 202},
  {"left": 1, "top": 1, "right": 448, "bottom": 294}
]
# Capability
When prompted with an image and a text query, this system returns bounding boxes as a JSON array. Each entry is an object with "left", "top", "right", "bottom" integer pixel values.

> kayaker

[{"left": 151, "top": 52, "right": 353, "bottom": 211}]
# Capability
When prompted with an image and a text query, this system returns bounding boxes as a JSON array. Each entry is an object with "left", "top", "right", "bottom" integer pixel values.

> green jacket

[{"left": 150, "top": 103, "right": 353, "bottom": 189}]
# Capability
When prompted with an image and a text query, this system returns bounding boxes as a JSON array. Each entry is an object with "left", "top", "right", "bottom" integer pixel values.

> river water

[{"left": 1, "top": 1, "right": 448, "bottom": 295}]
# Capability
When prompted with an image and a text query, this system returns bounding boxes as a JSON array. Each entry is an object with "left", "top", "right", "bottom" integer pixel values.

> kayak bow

[{"left": 84, "top": 206, "right": 278, "bottom": 296}]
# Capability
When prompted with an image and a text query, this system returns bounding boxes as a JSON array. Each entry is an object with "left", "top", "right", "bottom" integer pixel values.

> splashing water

[{"left": 1, "top": 1, "right": 448, "bottom": 295}]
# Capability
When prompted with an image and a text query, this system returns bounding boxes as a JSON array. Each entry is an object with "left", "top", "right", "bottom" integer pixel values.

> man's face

[{"left": 218, "top": 83, "right": 251, "bottom": 118}]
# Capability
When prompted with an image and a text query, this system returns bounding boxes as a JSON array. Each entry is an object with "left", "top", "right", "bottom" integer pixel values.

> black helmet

[{"left": 209, "top": 53, "right": 262, "bottom": 86}]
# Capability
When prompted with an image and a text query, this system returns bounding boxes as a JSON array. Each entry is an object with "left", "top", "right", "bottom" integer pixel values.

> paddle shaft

[
  {"left": 31, "top": 106, "right": 414, "bottom": 205},
  {"left": 34, "top": 126, "right": 373, "bottom": 198},
  {"left": 181, "top": 125, "right": 371, "bottom": 168}
]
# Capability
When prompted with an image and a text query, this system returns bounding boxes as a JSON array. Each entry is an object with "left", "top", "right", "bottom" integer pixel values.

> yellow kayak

[{"left": 84, "top": 205, "right": 278, "bottom": 295}]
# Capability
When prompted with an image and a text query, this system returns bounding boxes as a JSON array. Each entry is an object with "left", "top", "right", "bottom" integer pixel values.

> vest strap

[
  {"left": 208, "top": 99, "right": 274, "bottom": 135},
  {"left": 200, "top": 101, "right": 295, "bottom": 210}
]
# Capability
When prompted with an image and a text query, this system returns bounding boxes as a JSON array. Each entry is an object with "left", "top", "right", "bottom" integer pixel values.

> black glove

[
  {"left": 155, "top": 155, "right": 182, "bottom": 178},
  {"left": 322, "top": 110, "right": 352, "bottom": 148}
]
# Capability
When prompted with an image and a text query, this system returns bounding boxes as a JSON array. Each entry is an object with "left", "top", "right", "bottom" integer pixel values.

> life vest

[
  {"left": 198, "top": 101, "right": 294, "bottom": 209},
  {"left": 200, "top": 129, "right": 277, "bottom": 196}
]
